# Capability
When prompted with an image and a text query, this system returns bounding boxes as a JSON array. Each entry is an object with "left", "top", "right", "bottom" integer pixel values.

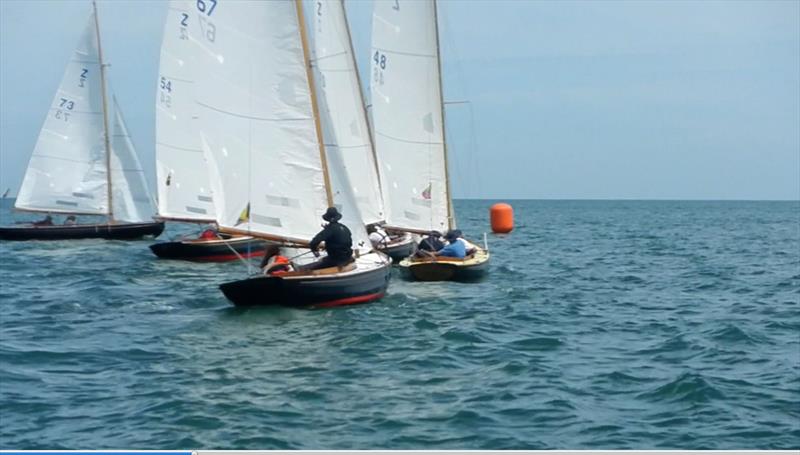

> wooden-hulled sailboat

[
  {"left": 370, "top": 0, "right": 490, "bottom": 281},
  {"left": 0, "top": 2, "right": 163, "bottom": 241},
  {"left": 194, "top": 0, "right": 391, "bottom": 308},
  {"left": 148, "top": 0, "right": 265, "bottom": 261},
  {"left": 310, "top": 0, "right": 415, "bottom": 262}
]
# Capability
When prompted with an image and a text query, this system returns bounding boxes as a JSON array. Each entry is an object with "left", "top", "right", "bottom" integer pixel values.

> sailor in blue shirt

[{"left": 435, "top": 231, "right": 466, "bottom": 258}]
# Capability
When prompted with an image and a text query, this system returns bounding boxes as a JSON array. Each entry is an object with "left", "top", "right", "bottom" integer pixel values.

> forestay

[
  {"left": 110, "top": 98, "right": 156, "bottom": 222},
  {"left": 194, "top": 0, "right": 329, "bottom": 244},
  {"left": 16, "top": 12, "right": 108, "bottom": 216},
  {"left": 371, "top": 0, "right": 452, "bottom": 233},
  {"left": 155, "top": 0, "right": 216, "bottom": 222},
  {"left": 312, "top": 0, "right": 385, "bottom": 226}
]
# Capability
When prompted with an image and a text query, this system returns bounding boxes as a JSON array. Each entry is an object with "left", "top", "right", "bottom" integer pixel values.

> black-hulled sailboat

[
  {"left": 148, "top": 0, "right": 265, "bottom": 261},
  {"left": 370, "top": 0, "right": 490, "bottom": 280},
  {"left": 194, "top": 0, "right": 391, "bottom": 308},
  {"left": 0, "top": 2, "right": 163, "bottom": 241}
]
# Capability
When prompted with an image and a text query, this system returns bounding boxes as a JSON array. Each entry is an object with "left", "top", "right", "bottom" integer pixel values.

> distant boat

[
  {"left": 311, "top": 0, "right": 415, "bottom": 262},
  {"left": 194, "top": 0, "right": 391, "bottom": 307},
  {"left": 1, "top": 189, "right": 9, "bottom": 199},
  {"left": 148, "top": 0, "right": 264, "bottom": 261},
  {"left": 370, "top": 0, "right": 490, "bottom": 280},
  {"left": 0, "top": 1, "right": 163, "bottom": 241}
]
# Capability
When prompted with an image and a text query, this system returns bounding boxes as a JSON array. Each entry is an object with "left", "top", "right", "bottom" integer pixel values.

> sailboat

[
  {"left": 311, "top": 0, "right": 416, "bottom": 262},
  {"left": 370, "top": 0, "right": 490, "bottom": 281},
  {"left": 148, "top": 0, "right": 266, "bottom": 261},
  {"left": 0, "top": 2, "right": 164, "bottom": 241},
  {"left": 194, "top": 0, "right": 391, "bottom": 307}
]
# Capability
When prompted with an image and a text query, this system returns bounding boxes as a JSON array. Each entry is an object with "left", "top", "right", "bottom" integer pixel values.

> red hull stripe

[
  {"left": 312, "top": 292, "right": 385, "bottom": 309},
  {"left": 191, "top": 250, "right": 266, "bottom": 262}
]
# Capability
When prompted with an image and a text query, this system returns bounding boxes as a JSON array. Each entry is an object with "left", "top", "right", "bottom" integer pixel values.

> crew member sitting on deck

[
  {"left": 63, "top": 215, "right": 77, "bottom": 226},
  {"left": 32, "top": 215, "right": 53, "bottom": 226},
  {"left": 447, "top": 229, "right": 478, "bottom": 256},
  {"left": 432, "top": 230, "right": 466, "bottom": 259},
  {"left": 305, "top": 207, "right": 353, "bottom": 271},
  {"left": 416, "top": 230, "right": 444, "bottom": 257},
  {"left": 199, "top": 228, "right": 218, "bottom": 240},
  {"left": 260, "top": 244, "right": 293, "bottom": 275},
  {"left": 367, "top": 225, "right": 389, "bottom": 248}
]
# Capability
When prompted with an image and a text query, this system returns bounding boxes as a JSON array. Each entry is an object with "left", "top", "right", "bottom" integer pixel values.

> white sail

[
  {"left": 371, "top": 0, "right": 451, "bottom": 233},
  {"left": 312, "top": 0, "right": 385, "bottom": 226},
  {"left": 110, "top": 98, "right": 156, "bottom": 222},
  {"left": 316, "top": 82, "right": 373, "bottom": 255},
  {"left": 155, "top": 0, "right": 216, "bottom": 222},
  {"left": 194, "top": 0, "right": 330, "bottom": 244},
  {"left": 16, "top": 11, "right": 109, "bottom": 215}
]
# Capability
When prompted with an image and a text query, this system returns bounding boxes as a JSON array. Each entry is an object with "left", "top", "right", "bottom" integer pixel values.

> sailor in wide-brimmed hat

[{"left": 306, "top": 207, "right": 353, "bottom": 270}]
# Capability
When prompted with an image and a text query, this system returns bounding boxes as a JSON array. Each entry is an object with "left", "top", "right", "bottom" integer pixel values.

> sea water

[{"left": 0, "top": 199, "right": 798, "bottom": 449}]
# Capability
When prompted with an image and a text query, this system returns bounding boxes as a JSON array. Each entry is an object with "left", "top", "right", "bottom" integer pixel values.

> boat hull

[
  {"left": 377, "top": 235, "right": 417, "bottom": 263},
  {"left": 150, "top": 236, "right": 267, "bottom": 262},
  {"left": 0, "top": 221, "right": 165, "bottom": 241},
  {"left": 400, "top": 248, "right": 490, "bottom": 282},
  {"left": 220, "top": 256, "right": 391, "bottom": 308}
]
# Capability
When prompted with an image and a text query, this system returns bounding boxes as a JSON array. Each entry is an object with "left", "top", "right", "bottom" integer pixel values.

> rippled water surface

[{"left": 1, "top": 199, "right": 798, "bottom": 449}]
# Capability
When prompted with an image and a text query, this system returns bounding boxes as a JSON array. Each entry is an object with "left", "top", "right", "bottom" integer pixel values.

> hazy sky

[{"left": 1, "top": 0, "right": 798, "bottom": 200}]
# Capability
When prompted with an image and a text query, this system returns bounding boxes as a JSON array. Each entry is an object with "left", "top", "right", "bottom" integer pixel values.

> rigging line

[
  {"left": 374, "top": 131, "right": 444, "bottom": 146},
  {"left": 155, "top": 142, "right": 203, "bottom": 153},
  {"left": 196, "top": 101, "right": 312, "bottom": 122},
  {"left": 373, "top": 47, "right": 436, "bottom": 59},
  {"left": 309, "top": 50, "right": 347, "bottom": 62},
  {"left": 215, "top": 233, "right": 254, "bottom": 274}
]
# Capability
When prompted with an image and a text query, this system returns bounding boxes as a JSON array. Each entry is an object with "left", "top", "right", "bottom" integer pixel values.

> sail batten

[{"left": 370, "top": 0, "right": 451, "bottom": 233}]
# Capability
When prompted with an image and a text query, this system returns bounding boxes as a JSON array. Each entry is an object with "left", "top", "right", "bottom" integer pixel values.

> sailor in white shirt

[{"left": 367, "top": 225, "right": 390, "bottom": 248}]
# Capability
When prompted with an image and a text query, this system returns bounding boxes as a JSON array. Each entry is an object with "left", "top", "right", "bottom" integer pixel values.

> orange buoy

[{"left": 490, "top": 203, "right": 514, "bottom": 233}]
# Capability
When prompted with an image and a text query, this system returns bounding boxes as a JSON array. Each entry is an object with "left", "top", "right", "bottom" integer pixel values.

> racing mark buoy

[{"left": 490, "top": 203, "right": 513, "bottom": 233}]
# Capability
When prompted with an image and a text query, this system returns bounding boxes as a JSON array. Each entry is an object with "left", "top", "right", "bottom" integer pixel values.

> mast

[
  {"left": 433, "top": 0, "right": 454, "bottom": 229},
  {"left": 93, "top": 0, "right": 114, "bottom": 221},
  {"left": 296, "top": 0, "right": 334, "bottom": 208},
  {"left": 341, "top": 0, "right": 384, "bottom": 203}
]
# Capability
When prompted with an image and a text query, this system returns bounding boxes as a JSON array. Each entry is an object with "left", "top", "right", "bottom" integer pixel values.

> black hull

[
  {"left": 0, "top": 221, "right": 165, "bottom": 241},
  {"left": 378, "top": 238, "right": 417, "bottom": 263},
  {"left": 150, "top": 237, "right": 267, "bottom": 262},
  {"left": 220, "top": 263, "right": 391, "bottom": 308}
]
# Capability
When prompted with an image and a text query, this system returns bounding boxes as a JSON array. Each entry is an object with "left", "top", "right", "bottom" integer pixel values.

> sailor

[
  {"left": 261, "top": 244, "right": 293, "bottom": 275},
  {"left": 32, "top": 215, "right": 53, "bottom": 226},
  {"left": 416, "top": 230, "right": 444, "bottom": 256},
  {"left": 306, "top": 207, "right": 353, "bottom": 270},
  {"left": 199, "top": 228, "right": 218, "bottom": 240},
  {"left": 447, "top": 229, "right": 478, "bottom": 255},
  {"left": 63, "top": 215, "right": 77, "bottom": 226},
  {"left": 367, "top": 224, "right": 390, "bottom": 248},
  {"left": 432, "top": 230, "right": 466, "bottom": 259}
]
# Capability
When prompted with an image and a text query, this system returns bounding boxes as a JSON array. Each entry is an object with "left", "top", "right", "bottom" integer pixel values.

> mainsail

[
  {"left": 196, "top": 0, "right": 369, "bottom": 249},
  {"left": 370, "top": 0, "right": 453, "bottom": 233},
  {"left": 155, "top": 0, "right": 216, "bottom": 222},
  {"left": 311, "top": 0, "right": 385, "bottom": 227},
  {"left": 16, "top": 11, "right": 108, "bottom": 215}
]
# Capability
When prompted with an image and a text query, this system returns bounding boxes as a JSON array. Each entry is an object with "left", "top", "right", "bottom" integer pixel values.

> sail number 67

[{"left": 196, "top": 0, "right": 217, "bottom": 16}]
